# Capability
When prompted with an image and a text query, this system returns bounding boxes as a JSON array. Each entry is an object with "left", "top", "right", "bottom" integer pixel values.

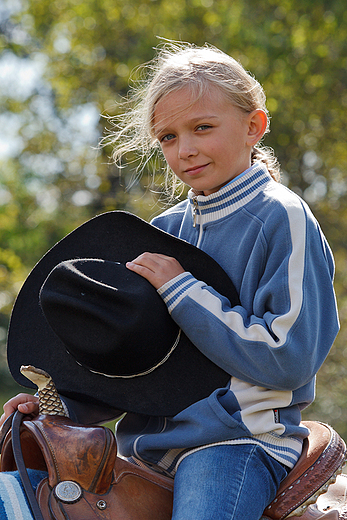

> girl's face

[{"left": 153, "top": 86, "right": 265, "bottom": 196}]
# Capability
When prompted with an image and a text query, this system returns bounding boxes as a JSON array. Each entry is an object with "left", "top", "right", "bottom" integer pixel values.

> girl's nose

[{"left": 178, "top": 139, "right": 198, "bottom": 159}]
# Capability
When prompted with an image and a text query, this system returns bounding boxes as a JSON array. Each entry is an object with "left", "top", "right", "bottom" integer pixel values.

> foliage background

[{"left": 1, "top": 0, "right": 347, "bottom": 436}]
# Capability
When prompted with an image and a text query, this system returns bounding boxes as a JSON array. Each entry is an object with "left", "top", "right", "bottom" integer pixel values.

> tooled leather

[
  {"left": 37, "top": 467, "right": 174, "bottom": 520},
  {"left": 30, "top": 416, "right": 174, "bottom": 520},
  {"left": 263, "top": 422, "right": 346, "bottom": 520},
  {"left": 66, "top": 474, "right": 172, "bottom": 520},
  {"left": 37, "top": 479, "right": 101, "bottom": 520},
  {"left": 23, "top": 415, "right": 117, "bottom": 494}
]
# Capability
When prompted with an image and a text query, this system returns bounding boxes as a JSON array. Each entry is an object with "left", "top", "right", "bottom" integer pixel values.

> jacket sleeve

[{"left": 157, "top": 202, "right": 339, "bottom": 392}]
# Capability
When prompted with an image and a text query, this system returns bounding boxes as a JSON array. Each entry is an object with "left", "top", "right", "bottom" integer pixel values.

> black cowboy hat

[{"left": 7, "top": 211, "right": 239, "bottom": 416}]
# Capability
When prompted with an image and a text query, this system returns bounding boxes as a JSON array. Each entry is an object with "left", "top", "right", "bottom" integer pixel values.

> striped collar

[{"left": 188, "top": 163, "right": 272, "bottom": 225}]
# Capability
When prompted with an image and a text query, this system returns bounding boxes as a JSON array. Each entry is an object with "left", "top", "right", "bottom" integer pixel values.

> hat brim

[{"left": 7, "top": 211, "right": 239, "bottom": 416}]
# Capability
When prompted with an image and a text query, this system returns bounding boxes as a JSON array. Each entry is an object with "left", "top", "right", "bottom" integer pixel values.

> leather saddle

[{"left": 0, "top": 416, "right": 346, "bottom": 519}]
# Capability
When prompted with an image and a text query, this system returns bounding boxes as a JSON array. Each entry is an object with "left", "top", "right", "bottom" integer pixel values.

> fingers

[
  {"left": 126, "top": 253, "right": 185, "bottom": 289},
  {"left": 0, "top": 393, "right": 39, "bottom": 428}
]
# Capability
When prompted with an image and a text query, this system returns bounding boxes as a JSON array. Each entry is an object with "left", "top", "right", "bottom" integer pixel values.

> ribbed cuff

[{"left": 157, "top": 272, "right": 203, "bottom": 313}]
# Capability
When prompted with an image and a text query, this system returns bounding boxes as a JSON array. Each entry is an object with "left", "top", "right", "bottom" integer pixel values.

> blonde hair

[{"left": 106, "top": 42, "right": 281, "bottom": 196}]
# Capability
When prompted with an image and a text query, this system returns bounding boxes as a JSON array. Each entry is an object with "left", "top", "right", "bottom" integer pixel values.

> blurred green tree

[{"left": 0, "top": 0, "right": 346, "bottom": 435}]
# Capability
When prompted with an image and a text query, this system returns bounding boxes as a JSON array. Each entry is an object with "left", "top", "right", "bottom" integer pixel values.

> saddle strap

[
  {"left": 11, "top": 411, "right": 45, "bottom": 520},
  {"left": 0, "top": 412, "right": 14, "bottom": 451}
]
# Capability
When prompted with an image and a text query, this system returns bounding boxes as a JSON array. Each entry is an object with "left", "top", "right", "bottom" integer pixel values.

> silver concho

[{"left": 54, "top": 481, "right": 83, "bottom": 503}]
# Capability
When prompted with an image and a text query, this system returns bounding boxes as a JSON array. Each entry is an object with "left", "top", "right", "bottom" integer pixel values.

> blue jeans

[{"left": 171, "top": 444, "right": 288, "bottom": 520}]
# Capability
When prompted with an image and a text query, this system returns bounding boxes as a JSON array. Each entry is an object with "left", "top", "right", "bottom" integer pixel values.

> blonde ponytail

[{"left": 252, "top": 146, "right": 281, "bottom": 182}]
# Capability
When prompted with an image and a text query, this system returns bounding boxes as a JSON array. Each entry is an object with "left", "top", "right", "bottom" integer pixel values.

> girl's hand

[
  {"left": 126, "top": 252, "right": 185, "bottom": 289},
  {"left": 0, "top": 393, "right": 39, "bottom": 428}
]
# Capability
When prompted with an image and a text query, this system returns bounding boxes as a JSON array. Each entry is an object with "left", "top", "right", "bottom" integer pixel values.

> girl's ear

[{"left": 246, "top": 110, "right": 268, "bottom": 146}]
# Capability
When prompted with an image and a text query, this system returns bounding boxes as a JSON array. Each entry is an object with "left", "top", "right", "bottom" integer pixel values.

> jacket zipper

[
  {"left": 192, "top": 197, "right": 204, "bottom": 248},
  {"left": 192, "top": 197, "right": 199, "bottom": 227}
]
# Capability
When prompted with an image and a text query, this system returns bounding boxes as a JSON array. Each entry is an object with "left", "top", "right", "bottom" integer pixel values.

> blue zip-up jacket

[{"left": 115, "top": 163, "right": 339, "bottom": 476}]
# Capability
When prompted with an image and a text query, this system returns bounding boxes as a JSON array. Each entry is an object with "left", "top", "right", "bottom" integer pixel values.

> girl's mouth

[{"left": 184, "top": 163, "right": 209, "bottom": 176}]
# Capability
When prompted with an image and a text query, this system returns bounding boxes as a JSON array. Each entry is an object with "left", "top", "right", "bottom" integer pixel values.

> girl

[{"left": 1, "top": 43, "right": 339, "bottom": 519}]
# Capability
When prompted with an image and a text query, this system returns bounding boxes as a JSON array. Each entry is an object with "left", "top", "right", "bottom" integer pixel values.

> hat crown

[{"left": 40, "top": 259, "right": 179, "bottom": 377}]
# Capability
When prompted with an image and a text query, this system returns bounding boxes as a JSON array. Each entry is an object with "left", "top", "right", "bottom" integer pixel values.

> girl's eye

[
  {"left": 160, "top": 133, "right": 175, "bottom": 143},
  {"left": 197, "top": 124, "right": 212, "bottom": 131}
]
